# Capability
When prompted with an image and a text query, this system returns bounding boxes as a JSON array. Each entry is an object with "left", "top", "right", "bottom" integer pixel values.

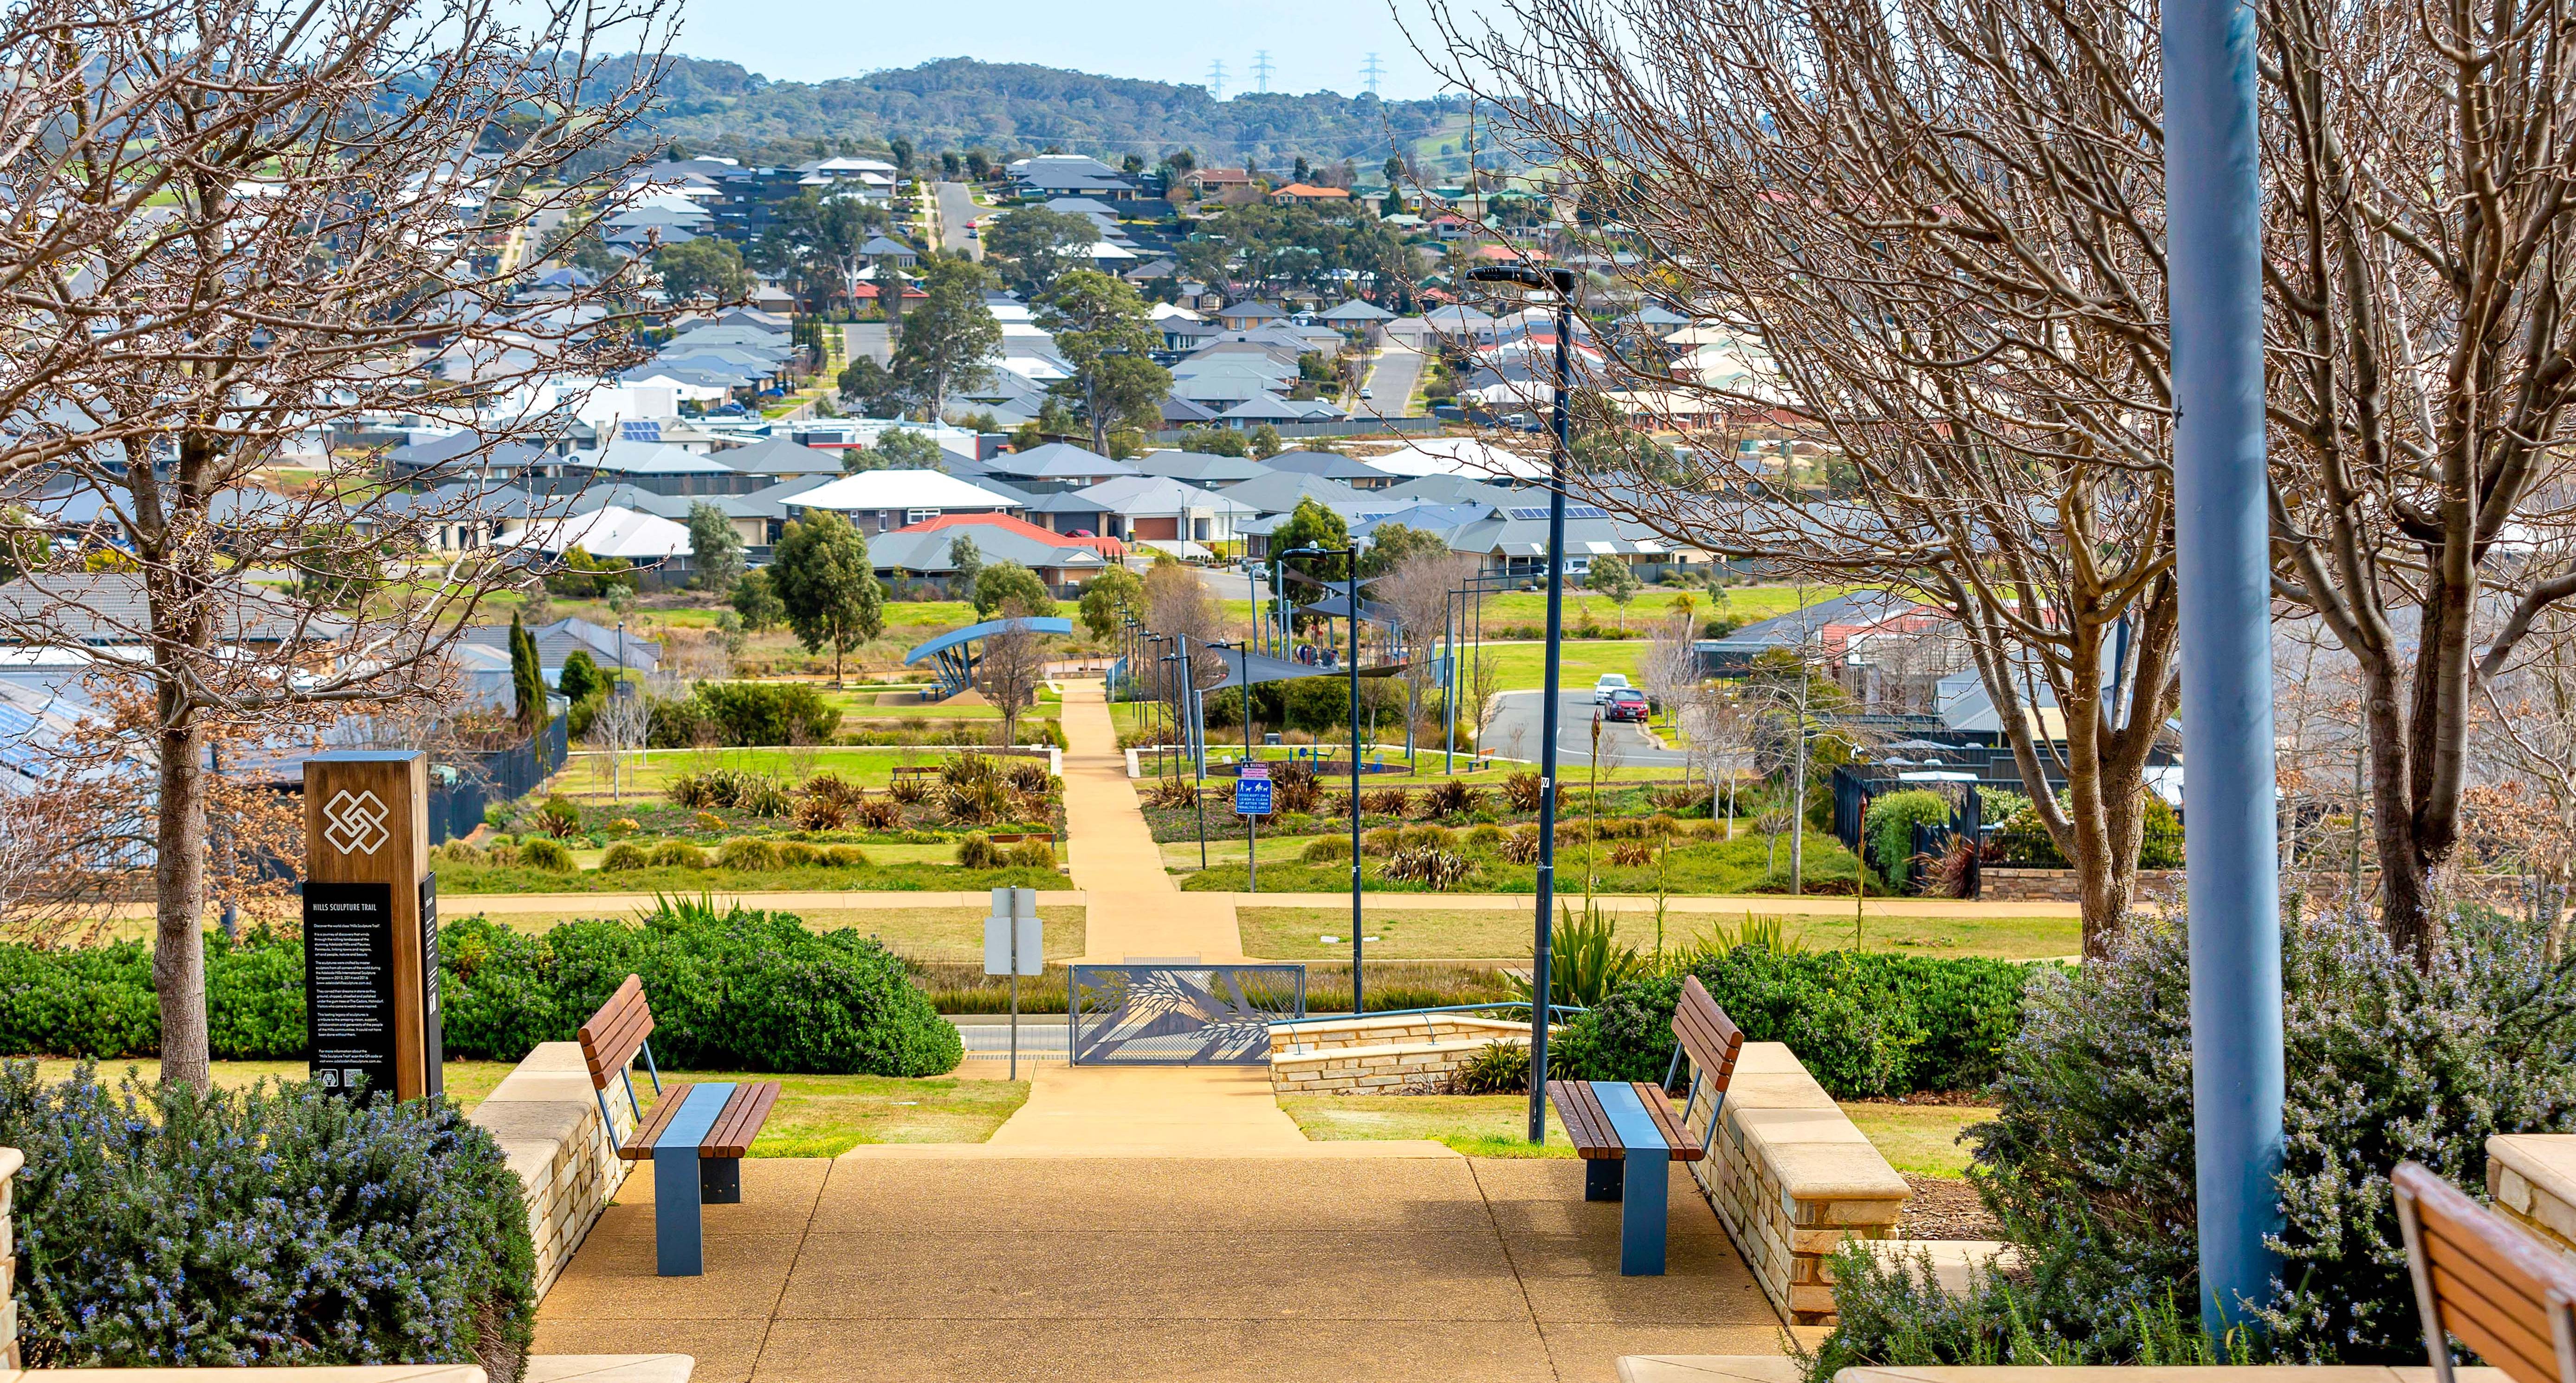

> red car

[{"left": 1603, "top": 688, "right": 1650, "bottom": 723}]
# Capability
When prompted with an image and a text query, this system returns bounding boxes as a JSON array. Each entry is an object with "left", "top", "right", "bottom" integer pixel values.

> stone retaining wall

[
  {"left": 1267, "top": 1014, "right": 1539, "bottom": 1095},
  {"left": 2489, "top": 1132, "right": 2576, "bottom": 1255},
  {"left": 468, "top": 1041, "right": 636, "bottom": 1298},
  {"left": 1678, "top": 1043, "right": 1909, "bottom": 1326}
]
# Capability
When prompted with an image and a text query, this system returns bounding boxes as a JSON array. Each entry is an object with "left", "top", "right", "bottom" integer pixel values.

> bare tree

[
  {"left": 1637, "top": 607, "right": 1702, "bottom": 734},
  {"left": 2255, "top": 0, "right": 2576, "bottom": 960},
  {"left": 0, "top": 0, "right": 671, "bottom": 1089},
  {"left": 1140, "top": 561, "right": 1229, "bottom": 737},
  {"left": 1372, "top": 551, "right": 1476, "bottom": 764},
  {"left": 1430, "top": 0, "right": 2180, "bottom": 956},
  {"left": 977, "top": 605, "right": 1054, "bottom": 748}
]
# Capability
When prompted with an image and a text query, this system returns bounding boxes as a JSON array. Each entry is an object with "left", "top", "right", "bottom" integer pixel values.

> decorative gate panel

[{"left": 1068, "top": 964, "right": 1307, "bottom": 1065}]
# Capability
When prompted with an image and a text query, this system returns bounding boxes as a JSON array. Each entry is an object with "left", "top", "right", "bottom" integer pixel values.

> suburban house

[
  {"left": 1262, "top": 451, "right": 1399, "bottom": 490},
  {"left": 1217, "top": 300, "right": 1289, "bottom": 332},
  {"left": 1269, "top": 183, "right": 1353, "bottom": 206},
  {"left": 1007, "top": 155, "right": 1142, "bottom": 200},
  {"left": 1182, "top": 168, "right": 1256, "bottom": 198},
  {"left": 968, "top": 442, "right": 1140, "bottom": 493},
  {"left": 1024, "top": 475, "right": 1251, "bottom": 545},
  {"left": 785, "top": 469, "right": 1025, "bottom": 535},
  {"left": 458, "top": 615, "right": 660, "bottom": 678},
  {"left": 867, "top": 515, "right": 1115, "bottom": 596}
]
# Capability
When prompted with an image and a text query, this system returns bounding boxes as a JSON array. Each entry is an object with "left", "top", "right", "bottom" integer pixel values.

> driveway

[
  {"left": 1482, "top": 689, "right": 1688, "bottom": 768},
  {"left": 931, "top": 181, "right": 982, "bottom": 259}
]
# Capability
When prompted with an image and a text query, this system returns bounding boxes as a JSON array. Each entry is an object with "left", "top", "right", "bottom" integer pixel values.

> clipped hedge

[
  {"left": 0, "top": 1063, "right": 534, "bottom": 1377},
  {"left": 0, "top": 905, "right": 963, "bottom": 1078},
  {"left": 1552, "top": 947, "right": 2042, "bottom": 1097}
]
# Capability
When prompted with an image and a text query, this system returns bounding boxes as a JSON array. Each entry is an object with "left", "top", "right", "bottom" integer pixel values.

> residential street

[
  {"left": 1481, "top": 688, "right": 1689, "bottom": 767},
  {"left": 1354, "top": 343, "right": 1426, "bottom": 417},
  {"left": 930, "top": 180, "right": 981, "bottom": 259}
]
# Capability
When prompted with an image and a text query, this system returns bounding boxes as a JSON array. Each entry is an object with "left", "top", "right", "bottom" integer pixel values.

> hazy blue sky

[{"left": 666, "top": 0, "right": 1462, "bottom": 100}]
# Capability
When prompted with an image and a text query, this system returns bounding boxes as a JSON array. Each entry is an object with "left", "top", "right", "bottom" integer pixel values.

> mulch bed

[{"left": 1900, "top": 1174, "right": 2006, "bottom": 1240}]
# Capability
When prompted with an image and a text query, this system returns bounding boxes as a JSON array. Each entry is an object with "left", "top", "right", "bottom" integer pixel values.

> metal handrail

[{"left": 1269, "top": 1001, "right": 1589, "bottom": 1027}]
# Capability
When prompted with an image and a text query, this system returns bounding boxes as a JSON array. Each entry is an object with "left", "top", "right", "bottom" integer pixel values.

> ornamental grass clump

[
  {"left": 0, "top": 1063, "right": 534, "bottom": 1377},
  {"left": 1807, "top": 905, "right": 2576, "bottom": 1376}
]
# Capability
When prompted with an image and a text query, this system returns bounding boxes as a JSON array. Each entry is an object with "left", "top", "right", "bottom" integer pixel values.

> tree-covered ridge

[{"left": 621, "top": 56, "right": 1454, "bottom": 163}]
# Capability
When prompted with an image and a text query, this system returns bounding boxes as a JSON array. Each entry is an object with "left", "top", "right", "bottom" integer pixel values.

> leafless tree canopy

[
  {"left": 1428, "top": 0, "right": 2180, "bottom": 953},
  {"left": 0, "top": 0, "right": 672, "bottom": 1087}
]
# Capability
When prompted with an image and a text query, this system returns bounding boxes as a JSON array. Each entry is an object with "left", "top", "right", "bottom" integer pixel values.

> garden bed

[{"left": 1178, "top": 830, "right": 1869, "bottom": 895}]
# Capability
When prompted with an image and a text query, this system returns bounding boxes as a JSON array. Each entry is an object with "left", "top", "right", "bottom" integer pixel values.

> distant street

[
  {"left": 1355, "top": 345, "right": 1426, "bottom": 418},
  {"left": 932, "top": 181, "right": 982, "bottom": 259},
  {"left": 1482, "top": 689, "right": 1689, "bottom": 768}
]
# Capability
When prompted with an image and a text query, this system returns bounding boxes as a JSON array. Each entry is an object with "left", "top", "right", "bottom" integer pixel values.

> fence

[{"left": 425, "top": 718, "right": 568, "bottom": 845}]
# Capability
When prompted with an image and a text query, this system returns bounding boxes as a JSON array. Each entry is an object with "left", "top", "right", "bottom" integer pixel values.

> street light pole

[
  {"left": 1469, "top": 262, "right": 1577, "bottom": 1145},
  {"left": 2165, "top": 0, "right": 2284, "bottom": 1332}
]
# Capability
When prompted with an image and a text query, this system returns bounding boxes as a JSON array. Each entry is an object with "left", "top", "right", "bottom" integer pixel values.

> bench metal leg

[
  {"left": 1620, "top": 1149, "right": 1670, "bottom": 1276},
  {"left": 654, "top": 1144, "right": 705, "bottom": 1276},
  {"left": 1585, "top": 1156, "right": 1624, "bottom": 1202},
  {"left": 700, "top": 1157, "right": 742, "bottom": 1204}
]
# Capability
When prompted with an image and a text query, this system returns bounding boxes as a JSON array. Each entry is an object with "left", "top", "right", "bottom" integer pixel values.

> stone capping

[
  {"left": 1677, "top": 1042, "right": 1909, "bottom": 1327},
  {"left": 2488, "top": 1132, "right": 2576, "bottom": 1256},
  {"left": 468, "top": 1041, "right": 636, "bottom": 1299},
  {"left": 1269, "top": 1013, "right": 1535, "bottom": 1055},
  {"left": 1267, "top": 1014, "right": 1547, "bottom": 1095}
]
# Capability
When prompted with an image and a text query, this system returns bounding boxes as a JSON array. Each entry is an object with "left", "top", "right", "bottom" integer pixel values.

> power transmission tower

[
  {"left": 1206, "top": 59, "right": 1227, "bottom": 99},
  {"left": 1251, "top": 50, "right": 1274, "bottom": 93},
  {"left": 1360, "top": 53, "right": 1385, "bottom": 95}
]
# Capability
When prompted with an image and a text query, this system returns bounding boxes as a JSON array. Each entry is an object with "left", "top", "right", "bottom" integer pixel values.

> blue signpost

[{"left": 1236, "top": 763, "right": 1271, "bottom": 891}]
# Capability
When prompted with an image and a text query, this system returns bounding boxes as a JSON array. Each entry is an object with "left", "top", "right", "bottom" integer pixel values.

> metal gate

[{"left": 1068, "top": 964, "right": 1307, "bottom": 1065}]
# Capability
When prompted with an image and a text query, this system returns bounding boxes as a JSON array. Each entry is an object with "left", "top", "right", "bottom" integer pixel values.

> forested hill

[{"left": 620, "top": 56, "right": 1456, "bottom": 166}]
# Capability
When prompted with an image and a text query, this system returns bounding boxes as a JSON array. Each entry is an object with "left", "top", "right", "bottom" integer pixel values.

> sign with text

[
  {"left": 1235, "top": 763, "right": 1273, "bottom": 816},
  {"left": 304, "top": 751, "right": 439, "bottom": 1103},
  {"left": 304, "top": 881, "right": 397, "bottom": 1102}
]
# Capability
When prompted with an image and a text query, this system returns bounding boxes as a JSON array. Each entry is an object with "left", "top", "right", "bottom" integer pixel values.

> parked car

[
  {"left": 1603, "top": 688, "right": 1650, "bottom": 723},
  {"left": 1592, "top": 673, "right": 1632, "bottom": 704}
]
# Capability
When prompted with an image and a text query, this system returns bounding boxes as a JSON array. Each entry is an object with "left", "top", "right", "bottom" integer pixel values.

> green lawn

[
  {"left": 34, "top": 1060, "right": 1029, "bottom": 1157},
  {"left": 1179, "top": 829, "right": 1871, "bottom": 896},
  {"left": 1842, "top": 1101, "right": 1994, "bottom": 1177},
  {"left": 1237, "top": 905, "right": 2079, "bottom": 961},
  {"left": 1475, "top": 640, "right": 1650, "bottom": 692},
  {"left": 550, "top": 746, "right": 1014, "bottom": 797},
  {"left": 1283, "top": 1091, "right": 1988, "bottom": 1171}
]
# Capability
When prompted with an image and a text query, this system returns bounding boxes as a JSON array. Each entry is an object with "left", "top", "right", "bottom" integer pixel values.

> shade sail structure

[
  {"left": 1209, "top": 645, "right": 1409, "bottom": 691},
  {"left": 1294, "top": 593, "right": 1399, "bottom": 627},
  {"left": 902, "top": 617, "right": 1075, "bottom": 697}
]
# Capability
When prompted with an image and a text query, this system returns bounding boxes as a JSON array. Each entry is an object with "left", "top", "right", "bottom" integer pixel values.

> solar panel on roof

[
  {"left": 619, "top": 420, "right": 663, "bottom": 441},
  {"left": 1506, "top": 504, "right": 1610, "bottom": 521}
]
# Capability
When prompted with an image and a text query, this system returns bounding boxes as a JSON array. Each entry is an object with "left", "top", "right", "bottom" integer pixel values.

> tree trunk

[{"left": 155, "top": 691, "right": 211, "bottom": 1094}]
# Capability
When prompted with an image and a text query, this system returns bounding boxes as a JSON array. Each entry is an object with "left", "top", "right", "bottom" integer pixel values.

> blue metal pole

[{"left": 2165, "top": 0, "right": 2284, "bottom": 1334}]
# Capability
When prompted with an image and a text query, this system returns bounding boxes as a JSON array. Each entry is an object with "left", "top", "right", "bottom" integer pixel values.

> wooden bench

[
  {"left": 578, "top": 976, "right": 781, "bottom": 1278},
  {"left": 891, "top": 765, "right": 939, "bottom": 782},
  {"left": 985, "top": 832, "right": 1058, "bottom": 845},
  {"left": 2396, "top": 1159, "right": 2576, "bottom": 1383},
  {"left": 1543, "top": 975, "right": 1745, "bottom": 1276}
]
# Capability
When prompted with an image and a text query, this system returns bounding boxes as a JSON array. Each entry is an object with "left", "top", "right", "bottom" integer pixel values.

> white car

[{"left": 1592, "top": 673, "right": 1632, "bottom": 704}]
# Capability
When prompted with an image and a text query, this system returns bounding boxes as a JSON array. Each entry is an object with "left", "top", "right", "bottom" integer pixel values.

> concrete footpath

[{"left": 534, "top": 1154, "right": 1798, "bottom": 1383}]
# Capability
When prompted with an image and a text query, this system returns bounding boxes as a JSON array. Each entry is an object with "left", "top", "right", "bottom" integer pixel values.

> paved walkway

[
  {"left": 534, "top": 1155, "right": 1798, "bottom": 1383},
  {"left": 1057, "top": 682, "right": 1246, "bottom": 963}
]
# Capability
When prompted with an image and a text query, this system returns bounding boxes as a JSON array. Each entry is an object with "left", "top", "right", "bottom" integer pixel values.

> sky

[{"left": 661, "top": 0, "right": 1463, "bottom": 101}]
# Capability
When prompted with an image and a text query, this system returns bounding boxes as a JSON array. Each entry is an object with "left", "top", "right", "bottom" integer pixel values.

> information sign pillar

[{"left": 302, "top": 750, "right": 441, "bottom": 1104}]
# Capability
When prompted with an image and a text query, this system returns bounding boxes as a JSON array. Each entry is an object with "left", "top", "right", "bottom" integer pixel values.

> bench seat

[{"left": 578, "top": 976, "right": 781, "bottom": 1276}]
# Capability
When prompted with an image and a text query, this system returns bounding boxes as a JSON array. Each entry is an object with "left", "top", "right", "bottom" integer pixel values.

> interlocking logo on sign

[{"left": 323, "top": 789, "right": 390, "bottom": 856}]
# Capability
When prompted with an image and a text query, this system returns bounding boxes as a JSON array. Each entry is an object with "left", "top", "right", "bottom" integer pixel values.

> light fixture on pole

[{"left": 1466, "top": 261, "right": 1578, "bottom": 1145}]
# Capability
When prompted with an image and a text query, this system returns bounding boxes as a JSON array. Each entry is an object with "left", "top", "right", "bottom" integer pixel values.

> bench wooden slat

[
  {"left": 619, "top": 1082, "right": 696, "bottom": 1161},
  {"left": 1633, "top": 1083, "right": 1705, "bottom": 1162},
  {"left": 704, "top": 1081, "right": 781, "bottom": 1158},
  {"left": 1544, "top": 1079, "right": 1615, "bottom": 1157},
  {"left": 2397, "top": 1159, "right": 2576, "bottom": 1383},
  {"left": 578, "top": 976, "right": 654, "bottom": 1090},
  {"left": 1672, "top": 976, "right": 1745, "bottom": 1084}
]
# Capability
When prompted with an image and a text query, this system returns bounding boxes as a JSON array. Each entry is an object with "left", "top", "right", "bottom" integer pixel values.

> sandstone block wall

[
  {"left": 1268, "top": 1014, "right": 1543, "bottom": 1095},
  {"left": 1678, "top": 1043, "right": 1909, "bottom": 1326},
  {"left": 469, "top": 1041, "right": 636, "bottom": 1299}
]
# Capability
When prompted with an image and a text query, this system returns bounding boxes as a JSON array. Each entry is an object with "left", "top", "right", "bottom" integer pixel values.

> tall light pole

[
  {"left": 2166, "top": 0, "right": 2283, "bottom": 1332},
  {"left": 1282, "top": 543, "right": 1361, "bottom": 1014},
  {"left": 1469, "top": 262, "right": 1576, "bottom": 1144}
]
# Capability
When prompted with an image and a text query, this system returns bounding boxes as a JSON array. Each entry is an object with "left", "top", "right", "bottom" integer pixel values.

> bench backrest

[
  {"left": 577, "top": 975, "right": 656, "bottom": 1092},
  {"left": 1671, "top": 976, "right": 1745, "bottom": 1092},
  {"left": 2396, "top": 1159, "right": 2576, "bottom": 1383}
]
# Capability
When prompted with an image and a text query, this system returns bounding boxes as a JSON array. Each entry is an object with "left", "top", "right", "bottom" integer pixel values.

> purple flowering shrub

[
  {"left": 1809, "top": 905, "right": 2576, "bottom": 1375},
  {"left": 0, "top": 1064, "right": 534, "bottom": 1379}
]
